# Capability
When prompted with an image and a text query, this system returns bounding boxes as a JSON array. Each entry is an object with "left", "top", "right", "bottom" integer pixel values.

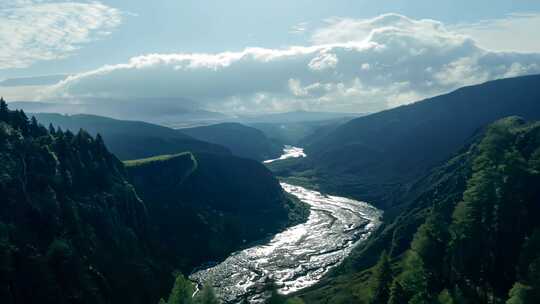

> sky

[{"left": 1, "top": 0, "right": 540, "bottom": 114}]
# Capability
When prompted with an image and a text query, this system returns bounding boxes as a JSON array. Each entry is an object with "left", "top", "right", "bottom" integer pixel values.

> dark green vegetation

[
  {"left": 296, "top": 117, "right": 540, "bottom": 303},
  {"left": 125, "top": 151, "right": 308, "bottom": 272},
  {"left": 267, "top": 75, "right": 540, "bottom": 303},
  {"left": 157, "top": 274, "right": 218, "bottom": 304},
  {"left": 0, "top": 99, "right": 307, "bottom": 304},
  {"left": 33, "top": 113, "right": 229, "bottom": 160},
  {"left": 180, "top": 122, "right": 282, "bottom": 161},
  {"left": 284, "top": 75, "right": 540, "bottom": 209},
  {"left": 0, "top": 99, "right": 166, "bottom": 304}
]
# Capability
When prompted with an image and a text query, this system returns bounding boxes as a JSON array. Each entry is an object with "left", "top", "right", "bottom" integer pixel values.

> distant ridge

[{"left": 288, "top": 74, "right": 540, "bottom": 208}]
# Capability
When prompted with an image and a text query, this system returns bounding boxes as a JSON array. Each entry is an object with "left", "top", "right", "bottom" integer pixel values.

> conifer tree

[
  {"left": 370, "top": 251, "right": 392, "bottom": 304},
  {"left": 49, "top": 123, "right": 56, "bottom": 135},
  {"left": 194, "top": 284, "right": 219, "bottom": 304},
  {"left": 95, "top": 133, "right": 107, "bottom": 154},
  {"left": 436, "top": 289, "right": 454, "bottom": 304},
  {"left": 400, "top": 251, "right": 429, "bottom": 303},
  {"left": 166, "top": 274, "right": 194, "bottom": 304},
  {"left": 30, "top": 116, "right": 40, "bottom": 135},
  {"left": 388, "top": 280, "right": 406, "bottom": 304},
  {"left": 0, "top": 97, "right": 8, "bottom": 121}
]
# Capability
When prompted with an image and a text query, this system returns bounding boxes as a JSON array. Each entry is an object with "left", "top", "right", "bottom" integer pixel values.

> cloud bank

[
  {"left": 0, "top": 0, "right": 122, "bottom": 69},
  {"left": 47, "top": 13, "right": 540, "bottom": 113},
  {"left": 451, "top": 13, "right": 540, "bottom": 53}
]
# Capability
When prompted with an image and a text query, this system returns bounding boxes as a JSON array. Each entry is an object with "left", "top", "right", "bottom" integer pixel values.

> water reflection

[
  {"left": 263, "top": 146, "right": 306, "bottom": 163},
  {"left": 190, "top": 183, "right": 382, "bottom": 303}
]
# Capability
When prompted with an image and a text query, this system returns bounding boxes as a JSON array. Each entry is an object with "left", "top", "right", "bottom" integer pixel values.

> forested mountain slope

[
  {"left": 299, "top": 117, "right": 540, "bottom": 304},
  {"left": 0, "top": 100, "right": 165, "bottom": 304},
  {"left": 33, "top": 113, "right": 229, "bottom": 160},
  {"left": 180, "top": 122, "right": 282, "bottom": 161},
  {"left": 125, "top": 152, "right": 308, "bottom": 272},
  {"left": 303, "top": 75, "right": 540, "bottom": 208},
  {"left": 0, "top": 100, "right": 307, "bottom": 304}
]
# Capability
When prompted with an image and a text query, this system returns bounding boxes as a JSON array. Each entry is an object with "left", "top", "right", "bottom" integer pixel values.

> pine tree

[
  {"left": 0, "top": 97, "right": 8, "bottom": 121},
  {"left": 194, "top": 284, "right": 219, "bottom": 304},
  {"left": 506, "top": 282, "right": 532, "bottom": 304},
  {"left": 436, "top": 289, "right": 454, "bottom": 304},
  {"left": 10, "top": 109, "right": 29, "bottom": 133},
  {"left": 507, "top": 230, "right": 540, "bottom": 304},
  {"left": 388, "top": 280, "right": 406, "bottom": 304},
  {"left": 409, "top": 209, "right": 449, "bottom": 293},
  {"left": 95, "top": 133, "right": 107, "bottom": 155},
  {"left": 49, "top": 123, "right": 56, "bottom": 135},
  {"left": 166, "top": 274, "right": 194, "bottom": 304},
  {"left": 30, "top": 116, "right": 40, "bottom": 135},
  {"left": 400, "top": 251, "right": 429, "bottom": 303},
  {"left": 370, "top": 251, "right": 392, "bottom": 304}
]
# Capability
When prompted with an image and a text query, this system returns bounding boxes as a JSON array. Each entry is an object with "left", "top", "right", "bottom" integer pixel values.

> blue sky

[{"left": 1, "top": 0, "right": 540, "bottom": 113}]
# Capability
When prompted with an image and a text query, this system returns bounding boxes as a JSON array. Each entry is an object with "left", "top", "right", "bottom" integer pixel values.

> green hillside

[
  {"left": 297, "top": 117, "right": 540, "bottom": 303},
  {"left": 285, "top": 75, "right": 540, "bottom": 209},
  {"left": 0, "top": 100, "right": 167, "bottom": 304},
  {"left": 0, "top": 100, "right": 308, "bottom": 304}
]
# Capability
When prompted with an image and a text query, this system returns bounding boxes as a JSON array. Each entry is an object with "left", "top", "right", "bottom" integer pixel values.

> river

[
  {"left": 190, "top": 147, "right": 382, "bottom": 303},
  {"left": 263, "top": 146, "right": 307, "bottom": 163}
]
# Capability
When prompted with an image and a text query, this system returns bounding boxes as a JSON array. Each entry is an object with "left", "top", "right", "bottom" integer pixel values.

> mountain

[
  {"left": 180, "top": 122, "right": 283, "bottom": 161},
  {"left": 33, "top": 113, "right": 230, "bottom": 160},
  {"left": 239, "top": 110, "right": 363, "bottom": 124},
  {"left": 125, "top": 152, "right": 308, "bottom": 271},
  {"left": 9, "top": 98, "right": 229, "bottom": 127},
  {"left": 297, "top": 75, "right": 540, "bottom": 208},
  {"left": 0, "top": 101, "right": 165, "bottom": 304},
  {"left": 250, "top": 117, "right": 354, "bottom": 146},
  {"left": 298, "top": 117, "right": 540, "bottom": 304},
  {"left": 0, "top": 100, "right": 307, "bottom": 304}
]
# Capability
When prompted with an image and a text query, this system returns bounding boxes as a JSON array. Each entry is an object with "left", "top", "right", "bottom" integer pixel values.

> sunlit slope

[{"left": 304, "top": 75, "right": 540, "bottom": 208}]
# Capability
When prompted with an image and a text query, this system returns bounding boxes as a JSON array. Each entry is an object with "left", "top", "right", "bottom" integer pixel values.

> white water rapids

[{"left": 190, "top": 147, "right": 382, "bottom": 303}]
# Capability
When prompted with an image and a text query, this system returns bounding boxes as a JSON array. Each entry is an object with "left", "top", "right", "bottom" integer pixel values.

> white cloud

[
  {"left": 45, "top": 13, "right": 540, "bottom": 114},
  {"left": 0, "top": 85, "right": 49, "bottom": 101},
  {"left": 451, "top": 13, "right": 540, "bottom": 53},
  {"left": 308, "top": 52, "right": 338, "bottom": 71},
  {"left": 289, "top": 22, "right": 309, "bottom": 35},
  {"left": 0, "top": 0, "right": 123, "bottom": 69}
]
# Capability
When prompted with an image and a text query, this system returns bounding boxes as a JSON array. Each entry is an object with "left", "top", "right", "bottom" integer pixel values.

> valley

[
  {"left": 190, "top": 182, "right": 381, "bottom": 303},
  {"left": 3, "top": 75, "right": 540, "bottom": 304},
  {"left": 3, "top": 2, "right": 540, "bottom": 303}
]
